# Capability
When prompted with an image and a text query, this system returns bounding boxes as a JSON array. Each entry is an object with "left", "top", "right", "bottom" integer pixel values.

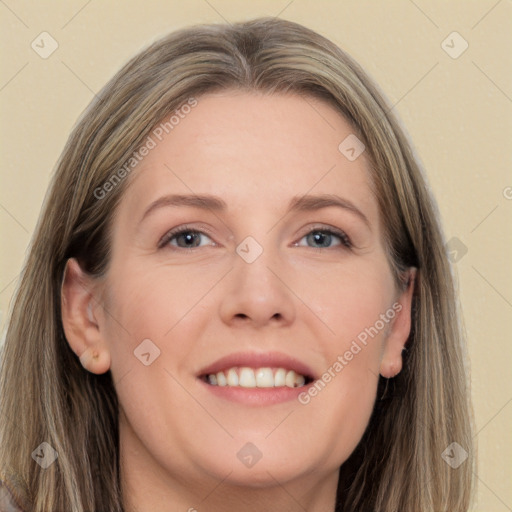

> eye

[
  {"left": 296, "top": 227, "right": 352, "bottom": 249},
  {"left": 158, "top": 225, "right": 352, "bottom": 251},
  {"left": 158, "top": 225, "right": 215, "bottom": 250}
]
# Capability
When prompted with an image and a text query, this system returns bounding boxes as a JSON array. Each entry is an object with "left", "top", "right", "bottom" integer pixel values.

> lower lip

[{"left": 198, "top": 378, "right": 313, "bottom": 406}]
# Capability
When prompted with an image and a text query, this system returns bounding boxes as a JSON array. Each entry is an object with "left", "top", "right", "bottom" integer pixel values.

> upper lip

[{"left": 197, "top": 351, "right": 317, "bottom": 380}]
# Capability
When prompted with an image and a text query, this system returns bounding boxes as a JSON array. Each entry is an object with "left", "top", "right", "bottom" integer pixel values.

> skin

[{"left": 61, "top": 90, "right": 415, "bottom": 512}]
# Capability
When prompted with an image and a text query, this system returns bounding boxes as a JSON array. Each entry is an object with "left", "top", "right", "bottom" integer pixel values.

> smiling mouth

[{"left": 199, "top": 366, "right": 314, "bottom": 389}]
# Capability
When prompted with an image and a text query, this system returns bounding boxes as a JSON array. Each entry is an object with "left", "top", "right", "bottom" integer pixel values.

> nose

[{"left": 218, "top": 246, "right": 296, "bottom": 329}]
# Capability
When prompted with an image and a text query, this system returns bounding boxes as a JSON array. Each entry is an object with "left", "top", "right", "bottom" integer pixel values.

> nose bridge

[
  {"left": 234, "top": 235, "right": 282, "bottom": 300},
  {"left": 236, "top": 244, "right": 275, "bottom": 294},
  {"left": 219, "top": 233, "right": 296, "bottom": 327}
]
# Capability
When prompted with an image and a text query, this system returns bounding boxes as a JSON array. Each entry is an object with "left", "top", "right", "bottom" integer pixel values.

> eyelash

[{"left": 158, "top": 224, "right": 353, "bottom": 251}]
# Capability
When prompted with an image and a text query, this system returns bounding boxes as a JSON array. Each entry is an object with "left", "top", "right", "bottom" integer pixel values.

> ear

[
  {"left": 379, "top": 268, "right": 417, "bottom": 378},
  {"left": 61, "top": 258, "right": 111, "bottom": 374}
]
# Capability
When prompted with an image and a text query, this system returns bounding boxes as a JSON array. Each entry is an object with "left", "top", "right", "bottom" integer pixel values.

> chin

[
  {"left": 205, "top": 460, "right": 313, "bottom": 488},
  {"left": 192, "top": 440, "right": 331, "bottom": 489}
]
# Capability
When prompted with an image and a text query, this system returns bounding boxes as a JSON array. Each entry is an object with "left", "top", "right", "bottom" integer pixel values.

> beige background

[{"left": 1, "top": 1, "right": 511, "bottom": 510}]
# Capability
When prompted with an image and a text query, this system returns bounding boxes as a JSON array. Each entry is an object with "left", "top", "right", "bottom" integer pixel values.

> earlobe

[
  {"left": 379, "top": 268, "right": 417, "bottom": 378},
  {"left": 79, "top": 346, "right": 111, "bottom": 374},
  {"left": 61, "top": 258, "right": 111, "bottom": 375}
]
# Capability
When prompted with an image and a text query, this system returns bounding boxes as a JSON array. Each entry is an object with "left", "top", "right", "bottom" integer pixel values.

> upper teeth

[{"left": 206, "top": 367, "right": 306, "bottom": 388}]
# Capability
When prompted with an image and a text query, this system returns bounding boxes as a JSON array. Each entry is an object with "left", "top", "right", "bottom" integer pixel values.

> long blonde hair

[{"left": 0, "top": 17, "right": 474, "bottom": 511}]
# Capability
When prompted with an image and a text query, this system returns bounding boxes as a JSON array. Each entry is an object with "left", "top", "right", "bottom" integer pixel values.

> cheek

[
  {"left": 294, "top": 258, "right": 393, "bottom": 436},
  {"left": 100, "top": 265, "right": 213, "bottom": 450},
  {"left": 102, "top": 261, "right": 216, "bottom": 374},
  {"left": 99, "top": 262, "right": 199, "bottom": 385},
  {"left": 302, "top": 257, "right": 395, "bottom": 350}
]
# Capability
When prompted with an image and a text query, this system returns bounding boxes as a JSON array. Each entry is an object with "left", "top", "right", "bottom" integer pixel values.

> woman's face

[{"left": 75, "top": 91, "right": 413, "bottom": 496}]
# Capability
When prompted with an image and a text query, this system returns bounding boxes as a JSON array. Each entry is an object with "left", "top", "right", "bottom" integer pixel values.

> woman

[{"left": 0, "top": 16, "right": 474, "bottom": 511}]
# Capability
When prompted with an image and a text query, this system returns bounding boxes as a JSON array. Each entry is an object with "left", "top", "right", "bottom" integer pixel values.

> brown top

[{"left": 0, "top": 481, "right": 25, "bottom": 512}]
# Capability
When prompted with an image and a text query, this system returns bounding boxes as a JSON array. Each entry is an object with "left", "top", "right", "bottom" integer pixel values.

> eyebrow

[{"left": 139, "top": 193, "right": 371, "bottom": 228}]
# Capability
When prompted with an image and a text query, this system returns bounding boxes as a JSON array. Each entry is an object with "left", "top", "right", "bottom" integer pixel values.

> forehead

[{"left": 118, "top": 91, "right": 377, "bottom": 222}]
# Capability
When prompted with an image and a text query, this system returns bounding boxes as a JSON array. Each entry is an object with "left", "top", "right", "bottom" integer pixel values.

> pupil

[
  {"left": 180, "top": 232, "right": 198, "bottom": 247},
  {"left": 310, "top": 231, "right": 330, "bottom": 248}
]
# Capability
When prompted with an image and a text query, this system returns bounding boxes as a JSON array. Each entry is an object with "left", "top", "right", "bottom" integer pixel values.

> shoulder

[{"left": 0, "top": 480, "right": 25, "bottom": 512}]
